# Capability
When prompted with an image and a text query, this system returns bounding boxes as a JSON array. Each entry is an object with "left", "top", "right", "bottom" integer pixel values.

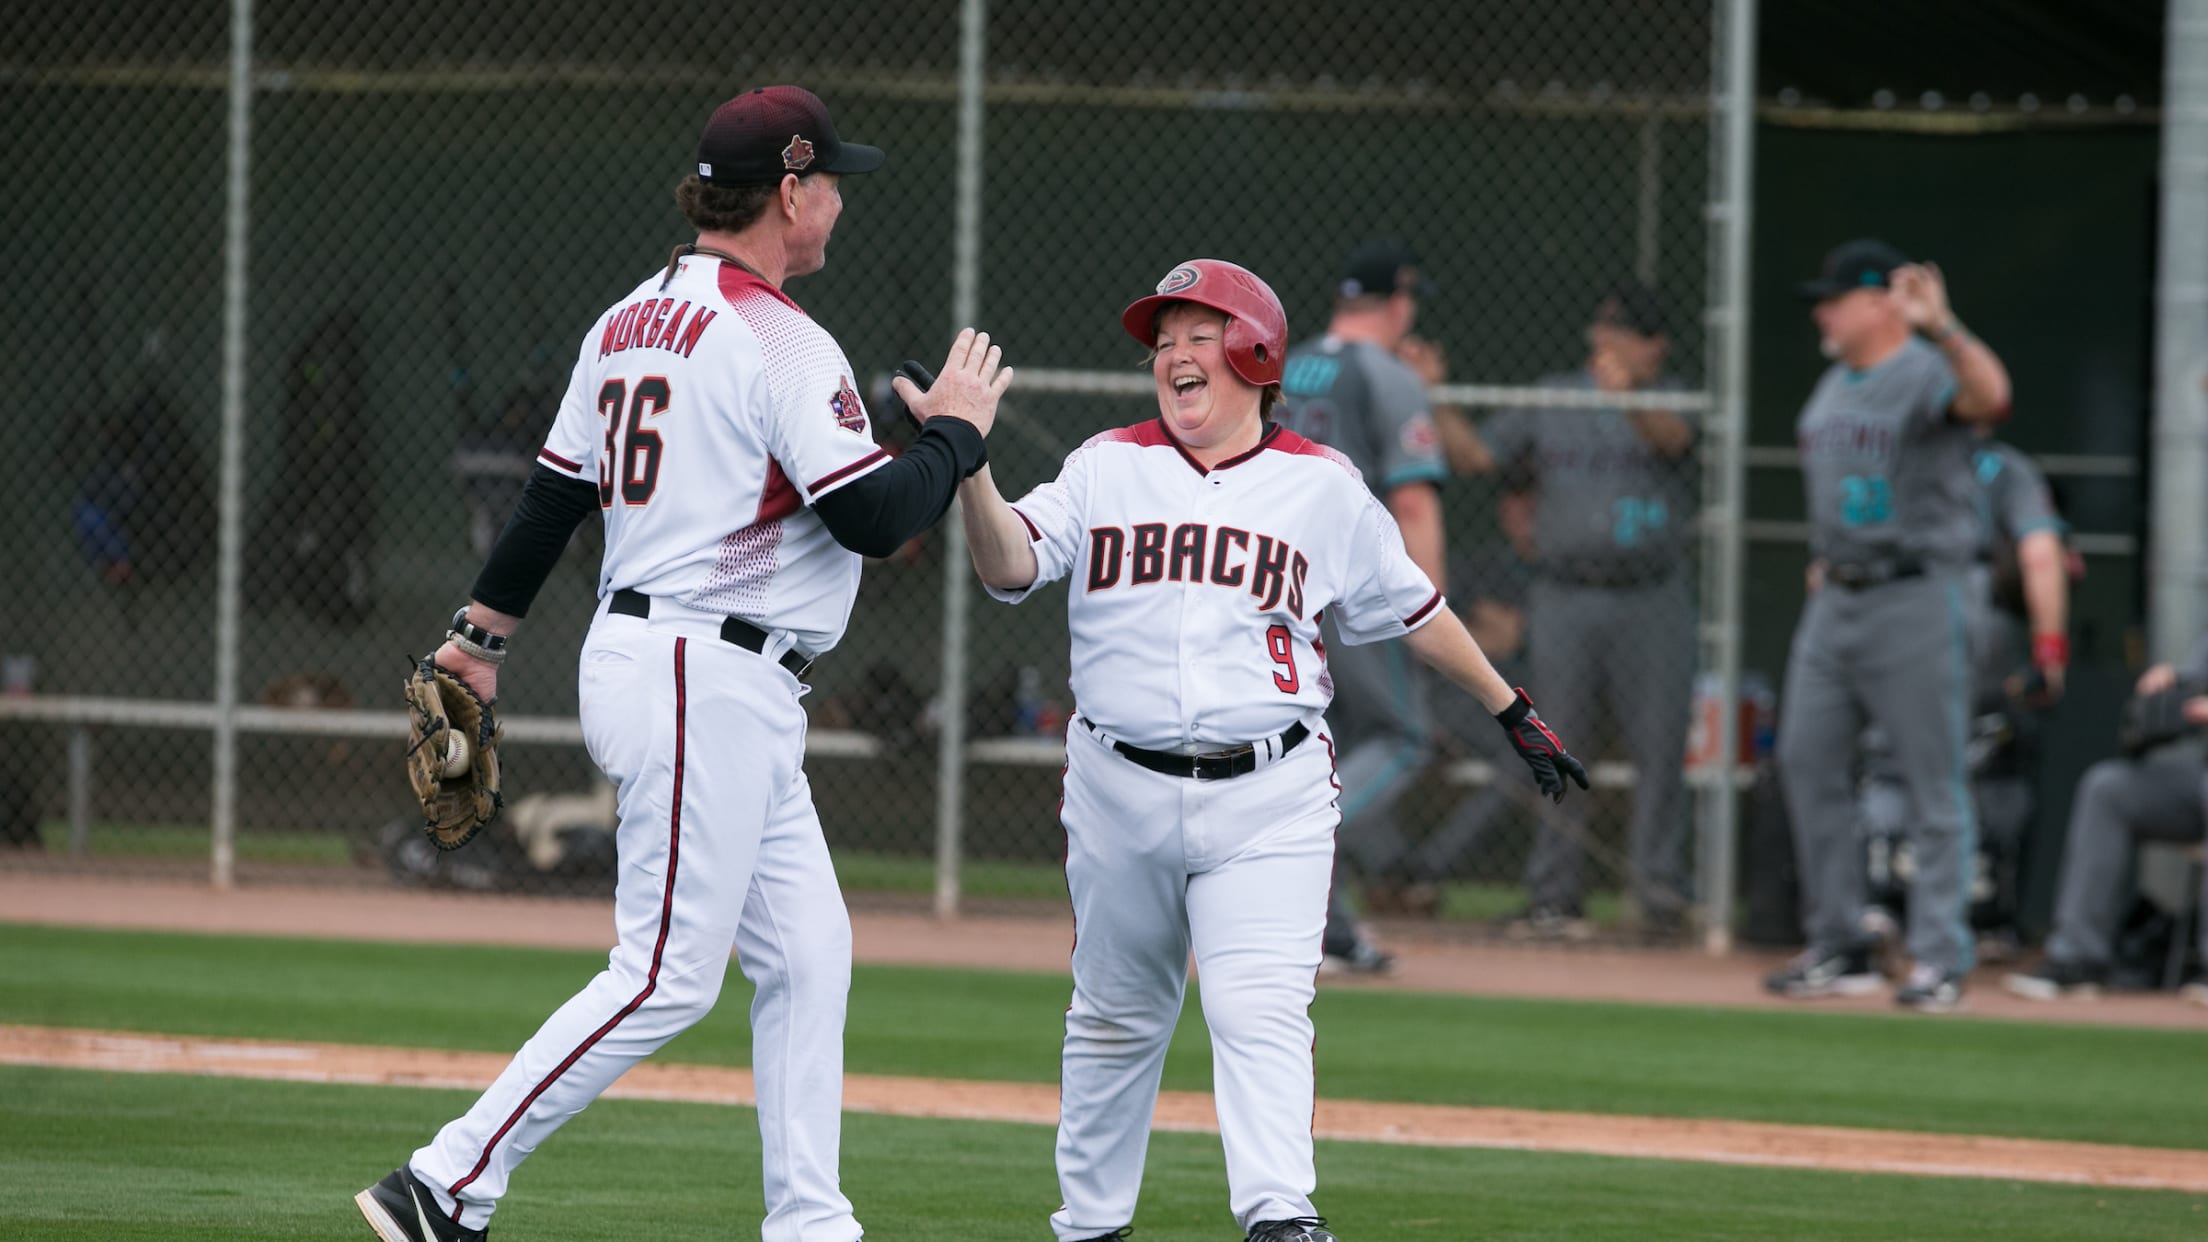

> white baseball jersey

[
  {"left": 991, "top": 418, "right": 1442, "bottom": 751},
  {"left": 536, "top": 254, "right": 891, "bottom": 653}
]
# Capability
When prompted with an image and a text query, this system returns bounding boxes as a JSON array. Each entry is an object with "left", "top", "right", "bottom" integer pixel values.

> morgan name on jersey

[{"left": 597, "top": 295, "right": 720, "bottom": 361}]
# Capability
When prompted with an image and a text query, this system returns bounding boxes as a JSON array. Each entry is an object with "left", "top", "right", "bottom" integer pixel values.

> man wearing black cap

[
  {"left": 354, "top": 87, "right": 1008, "bottom": 1242},
  {"left": 1475, "top": 279, "right": 1698, "bottom": 940},
  {"left": 1273, "top": 240, "right": 1447, "bottom": 973},
  {"left": 1765, "top": 239, "right": 2012, "bottom": 1014}
]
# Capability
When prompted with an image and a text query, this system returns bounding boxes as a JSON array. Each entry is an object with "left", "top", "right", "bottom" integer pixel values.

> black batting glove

[
  {"left": 877, "top": 360, "right": 938, "bottom": 429},
  {"left": 1495, "top": 688, "right": 1590, "bottom": 802}
]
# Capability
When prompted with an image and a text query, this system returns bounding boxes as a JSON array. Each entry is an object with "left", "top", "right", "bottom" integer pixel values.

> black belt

[
  {"left": 609, "top": 588, "right": 816, "bottom": 678},
  {"left": 1826, "top": 559, "right": 1925, "bottom": 592},
  {"left": 1081, "top": 717, "right": 1309, "bottom": 782}
]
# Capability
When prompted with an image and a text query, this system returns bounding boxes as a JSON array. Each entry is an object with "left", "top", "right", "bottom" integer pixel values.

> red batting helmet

[{"left": 1119, "top": 259, "right": 1288, "bottom": 388}]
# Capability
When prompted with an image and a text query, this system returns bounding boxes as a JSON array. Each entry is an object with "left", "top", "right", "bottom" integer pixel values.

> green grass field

[
  {"left": 32, "top": 824, "right": 1619, "bottom": 922},
  {"left": 2, "top": 923, "right": 2203, "bottom": 1239},
  {"left": 7, "top": 1067, "right": 2203, "bottom": 1242}
]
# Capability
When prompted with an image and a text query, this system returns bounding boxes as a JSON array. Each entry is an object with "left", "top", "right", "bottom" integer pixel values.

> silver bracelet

[{"left": 444, "top": 629, "right": 510, "bottom": 665}]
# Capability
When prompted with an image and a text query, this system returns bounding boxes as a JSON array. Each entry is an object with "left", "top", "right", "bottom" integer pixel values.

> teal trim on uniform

[
  {"left": 1944, "top": 579, "right": 1979, "bottom": 972},
  {"left": 2013, "top": 518, "right": 2063, "bottom": 538},
  {"left": 1280, "top": 354, "right": 1341, "bottom": 397},
  {"left": 1973, "top": 451, "right": 2004, "bottom": 484},
  {"left": 1336, "top": 638, "right": 1427, "bottom": 825},
  {"left": 1380, "top": 462, "right": 1449, "bottom": 490}
]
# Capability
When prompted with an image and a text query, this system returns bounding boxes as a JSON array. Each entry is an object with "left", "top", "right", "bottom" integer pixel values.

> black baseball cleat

[
  {"left": 354, "top": 1166, "right": 486, "bottom": 1242},
  {"left": 1763, "top": 945, "right": 1882, "bottom": 998},
  {"left": 1248, "top": 1217, "right": 1337, "bottom": 1242},
  {"left": 1074, "top": 1231, "right": 1134, "bottom": 1241}
]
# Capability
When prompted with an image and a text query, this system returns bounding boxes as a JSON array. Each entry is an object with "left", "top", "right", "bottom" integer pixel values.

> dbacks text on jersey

[{"left": 1086, "top": 522, "right": 1311, "bottom": 619}]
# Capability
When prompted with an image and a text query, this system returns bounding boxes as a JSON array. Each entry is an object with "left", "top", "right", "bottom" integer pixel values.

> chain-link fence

[{"left": 2, "top": 0, "right": 1752, "bottom": 940}]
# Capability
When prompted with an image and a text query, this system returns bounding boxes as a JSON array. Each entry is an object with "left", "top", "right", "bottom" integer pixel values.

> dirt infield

[
  {"left": 7, "top": 1023, "right": 2207, "bottom": 1194},
  {"left": 4, "top": 872, "right": 2205, "bottom": 1030}
]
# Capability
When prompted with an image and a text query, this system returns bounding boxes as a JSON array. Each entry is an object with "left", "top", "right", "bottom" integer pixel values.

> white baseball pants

[
  {"left": 412, "top": 603, "right": 861, "bottom": 1241},
  {"left": 1050, "top": 718, "right": 1338, "bottom": 1240}
]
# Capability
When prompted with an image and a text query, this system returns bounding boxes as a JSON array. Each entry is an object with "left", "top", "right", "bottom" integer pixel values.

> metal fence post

[
  {"left": 933, "top": 0, "right": 989, "bottom": 920},
  {"left": 2152, "top": 0, "right": 2208, "bottom": 661},
  {"left": 210, "top": 0, "right": 256, "bottom": 891},
  {"left": 1696, "top": 0, "right": 1757, "bottom": 954},
  {"left": 67, "top": 728, "right": 92, "bottom": 857}
]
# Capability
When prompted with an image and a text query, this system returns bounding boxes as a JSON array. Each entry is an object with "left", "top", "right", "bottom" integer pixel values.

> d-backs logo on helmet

[
  {"left": 1157, "top": 265, "right": 1201, "bottom": 296},
  {"left": 828, "top": 375, "right": 866, "bottom": 432},
  {"left": 782, "top": 134, "right": 816, "bottom": 171}
]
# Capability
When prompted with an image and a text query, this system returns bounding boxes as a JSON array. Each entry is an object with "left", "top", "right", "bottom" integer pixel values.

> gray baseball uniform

[
  {"left": 1274, "top": 335, "right": 1445, "bottom": 948},
  {"left": 1969, "top": 442, "right": 2064, "bottom": 708},
  {"left": 1778, "top": 337, "right": 1983, "bottom": 975},
  {"left": 2044, "top": 634, "right": 2208, "bottom": 969},
  {"left": 1858, "top": 440, "right": 2066, "bottom": 930},
  {"left": 1481, "top": 371, "right": 1697, "bottom": 919}
]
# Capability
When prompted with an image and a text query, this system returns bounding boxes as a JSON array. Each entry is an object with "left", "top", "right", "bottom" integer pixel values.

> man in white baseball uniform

[
  {"left": 354, "top": 86, "right": 1012, "bottom": 1242},
  {"left": 953, "top": 259, "right": 1586, "bottom": 1242}
]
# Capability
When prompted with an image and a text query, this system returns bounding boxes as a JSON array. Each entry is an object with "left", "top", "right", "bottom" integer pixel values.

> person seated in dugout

[{"left": 2005, "top": 632, "right": 2208, "bottom": 1005}]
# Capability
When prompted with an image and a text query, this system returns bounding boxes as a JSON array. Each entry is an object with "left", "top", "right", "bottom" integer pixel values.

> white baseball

[{"left": 441, "top": 731, "right": 473, "bottom": 778}]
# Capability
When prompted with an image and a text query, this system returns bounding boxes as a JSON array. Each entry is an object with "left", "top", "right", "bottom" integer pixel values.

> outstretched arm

[
  {"left": 1404, "top": 607, "right": 1589, "bottom": 801},
  {"left": 1402, "top": 607, "right": 1515, "bottom": 712},
  {"left": 958, "top": 466, "right": 1040, "bottom": 592}
]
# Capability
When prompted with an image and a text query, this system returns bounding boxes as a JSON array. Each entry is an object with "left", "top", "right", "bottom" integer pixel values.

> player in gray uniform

[
  {"left": 1765, "top": 239, "right": 2014, "bottom": 1013},
  {"left": 1274, "top": 240, "right": 1446, "bottom": 972},
  {"left": 1857, "top": 439, "right": 2071, "bottom": 953},
  {"left": 2005, "top": 635, "right": 2208, "bottom": 1004},
  {"left": 1478, "top": 281, "right": 1697, "bottom": 935},
  {"left": 1965, "top": 441, "right": 2071, "bottom": 711}
]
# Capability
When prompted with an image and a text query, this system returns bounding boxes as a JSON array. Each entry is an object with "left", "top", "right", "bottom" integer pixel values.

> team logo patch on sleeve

[
  {"left": 1400, "top": 416, "right": 1439, "bottom": 456},
  {"left": 829, "top": 375, "right": 867, "bottom": 431},
  {"left": 1157, "top": 265, "right": 1201, "bottom": 295},
  {"left": 782, "top": 134, "right": 816, "bottom": 171}
]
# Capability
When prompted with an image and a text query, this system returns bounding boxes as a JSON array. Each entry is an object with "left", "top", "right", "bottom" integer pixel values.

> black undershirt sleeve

[
  {"left": 813, "top": 418, "right": 987, "bottom": 558},
  {"left": 469, "top": 419, "right": 983, "bottom": 614},
  {"left": 469, "top": 465, "right": 599, "bottom": 617}
]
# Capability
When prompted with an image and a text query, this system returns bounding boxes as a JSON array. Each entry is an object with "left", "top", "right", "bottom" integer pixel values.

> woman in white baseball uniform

[{"left": 948, "top": 260, "right": 1589, "bottom": 1242}]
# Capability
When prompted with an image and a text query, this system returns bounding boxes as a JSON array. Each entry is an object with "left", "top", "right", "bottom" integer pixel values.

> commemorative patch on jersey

[
  {"left": 783, "top": 134, "right": 816, "bottom": 171},
  {"left": 1157, "top": 265, "right": 1201, "bottom": 296},
  {"left": 829, "top": 375, "right": 867, "bottom": 432},
  {"left": 1400, "top": 415, "right": 1439, "bottom": 457}
]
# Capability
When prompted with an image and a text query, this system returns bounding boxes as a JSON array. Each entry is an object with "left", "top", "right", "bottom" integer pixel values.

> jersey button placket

[{"left": 1178, "top": 474, "right": 1216, "bottom": 868}]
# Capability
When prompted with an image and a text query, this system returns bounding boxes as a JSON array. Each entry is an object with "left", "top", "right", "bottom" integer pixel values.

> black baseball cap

[
  {"left": 1593, "top": 279, "right": 1672, "bottom": 338},
  {"left": 1338, "top": 239, "right": 1431, "bottom": 299},
  {"left": 1797, "top": 238, "right": 1911, "bottom": 301},
  {"left": 695, "top": 86, "right": 885, "bottom": 188}
]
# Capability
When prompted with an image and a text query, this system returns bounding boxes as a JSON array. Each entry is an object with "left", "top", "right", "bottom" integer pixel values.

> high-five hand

[{"left": 892, "top": 328, "right": 1014, "bottom": 437}]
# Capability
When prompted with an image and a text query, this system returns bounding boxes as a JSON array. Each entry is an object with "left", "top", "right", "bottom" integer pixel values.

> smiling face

[{"left": 1152, "top": 302, "right": 1263, "bottom": 451}]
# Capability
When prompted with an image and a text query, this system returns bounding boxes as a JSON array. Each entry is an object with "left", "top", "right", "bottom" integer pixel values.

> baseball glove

[
  {"left": 2118, "top": 683, "right": 2202, "bottom": 757},
  {"left": 876, "top": 359, "right": 937, "bottom": 428},
  {"left": 403, "top": 657, "right": 503, "bottom": 849}
]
